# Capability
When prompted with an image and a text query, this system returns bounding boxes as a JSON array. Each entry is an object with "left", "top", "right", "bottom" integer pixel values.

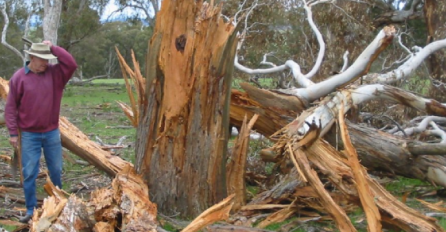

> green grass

[
  {"left": 91, "top": 78, "right": 127, "bottom": 85},
  {"left": 63, "top": 84, "right": 130, "bottom": 106}
]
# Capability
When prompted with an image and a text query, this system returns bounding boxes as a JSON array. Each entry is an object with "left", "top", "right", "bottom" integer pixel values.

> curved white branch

[
  {"left": 285, "top": 27, "right": 395, "bottom": 101},
  {"left": 235, "top": 57, "right": 314, "bottom": 87},
  {"left": 234, "top": 0, "right": 326, "bottom": 86},
  {"left": 340, "top": 51, "right": 349, "bottom": 73},
  {"left": 260, "top": 53, "right": 276, "bottom": 67},
  {"left": 1, "top": 5, "right": 25, "bottom": 62},
  {"left": 428, "top": 122, "right": 446, "bottom": 143},
  {"left": 398, "top": 33, "right": 412, "bottom": 55},
  {"left": 364, "top": 39, "right": 446, "bottom": 83},
  {"left": 350, "top": 84, "right": 434, "bottom": 110},
  {"left": 302, "top": 1, "right": 325, "bottom": 80},
  {"left": 393, "top": 116, "right": 446, "bottom": 137}
]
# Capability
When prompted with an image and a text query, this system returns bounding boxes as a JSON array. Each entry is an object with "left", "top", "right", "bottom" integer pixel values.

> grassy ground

[
  {"left": 0, "top": 80, "right": 135, "bottom": 231},
  {"left": 2, "top": 79, "right": 446, "bottom": 231}
]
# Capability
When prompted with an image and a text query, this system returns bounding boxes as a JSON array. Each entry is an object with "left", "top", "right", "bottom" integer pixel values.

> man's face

[{"left": 30, "top": 56, "right": 49, "bottom": 73}]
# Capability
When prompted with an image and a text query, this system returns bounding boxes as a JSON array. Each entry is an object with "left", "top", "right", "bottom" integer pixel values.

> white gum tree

[{"left": 232, "top": 0, "right": 446, "bottom": 187}]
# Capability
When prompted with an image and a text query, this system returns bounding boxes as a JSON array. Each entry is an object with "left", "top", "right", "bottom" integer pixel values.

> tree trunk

[
  {"left": 424, "top": 0, "right": 446, "bottom": 101},
  {"left": 134, "top": 0, "right": 239, "bottom": 217},
  {"left": 43, "top": 0, "right": 62, "bottom": 45},
  {"left": 327, "top": 122, "right": 446, "bottom": 186}
]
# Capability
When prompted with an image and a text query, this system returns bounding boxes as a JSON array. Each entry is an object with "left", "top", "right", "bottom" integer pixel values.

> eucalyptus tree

[
  {"left": 0, "top": 0, "right": 36, "bottom": 78},
  {"left": 105, "top": 0, "right": 160, "bottom": 27},
  {"left": 71, "top": 20, "right": 152, "bottom": 79}
]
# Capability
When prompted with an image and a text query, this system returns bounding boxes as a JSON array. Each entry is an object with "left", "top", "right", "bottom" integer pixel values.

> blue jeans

[{"left": 21, "top": 128, "right": 63, "bottom": 215}]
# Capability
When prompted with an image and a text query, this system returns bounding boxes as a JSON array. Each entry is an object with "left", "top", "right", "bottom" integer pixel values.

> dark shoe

[{"left": 19, "top": 214, "right": 32, "bottom": 223}]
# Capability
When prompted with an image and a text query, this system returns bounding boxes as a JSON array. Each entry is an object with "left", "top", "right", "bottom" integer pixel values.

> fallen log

[
  {"left": 60, "top": 117, "right": 131, "bottom": 176},
  {"left": 230, "top": 83, "right": 446, "bottom": 187}
]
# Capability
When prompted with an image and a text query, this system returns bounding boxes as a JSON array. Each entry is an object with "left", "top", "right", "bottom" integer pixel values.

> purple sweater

[{"left": 5, "top": 45, "right": 78, "bottom": 136}]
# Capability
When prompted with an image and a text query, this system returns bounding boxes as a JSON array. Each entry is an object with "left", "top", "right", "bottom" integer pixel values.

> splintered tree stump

[{"left": 133, "top": 0, "right": 239, "bottom": 217}]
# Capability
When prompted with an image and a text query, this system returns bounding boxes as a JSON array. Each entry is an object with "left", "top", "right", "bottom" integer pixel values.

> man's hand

[
  {"left": 42, "top": 40, "right": 53, "bottom": 47},
  {"left": 9, "top": 136, "right": 18, "bottom": 148}
]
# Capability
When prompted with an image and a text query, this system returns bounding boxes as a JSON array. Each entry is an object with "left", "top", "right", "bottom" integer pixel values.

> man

[{"left": 5, "top": 40, "right": 77, "bottom": 223}]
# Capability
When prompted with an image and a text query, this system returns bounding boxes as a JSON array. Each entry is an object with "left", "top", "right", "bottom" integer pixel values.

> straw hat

[{"left": 24, "top": 43, "right": 57, "bottom": 60}]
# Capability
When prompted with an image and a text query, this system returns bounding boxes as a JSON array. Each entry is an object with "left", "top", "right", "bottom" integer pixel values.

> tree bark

[
  {"left": 43, "top": 0, "right": 62, "bottom": 45},
  {"left": 135, "top": 0, "right": 239, "bottom": 217},
  {"left": 424, "top": 0, "right": 446, "bottom": 101}
]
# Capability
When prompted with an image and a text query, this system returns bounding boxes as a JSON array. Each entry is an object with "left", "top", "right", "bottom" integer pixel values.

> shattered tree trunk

[{"left": 134, "top": 0, "right": 239, "bottom": 217}]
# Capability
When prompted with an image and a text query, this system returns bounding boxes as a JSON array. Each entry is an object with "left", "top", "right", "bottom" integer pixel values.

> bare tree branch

[
  {"left": 364, "top": 39, "right": 446, "bottom": 84},
  {"left": 0, "top": 4, "right": 25, "bottom": 62}
]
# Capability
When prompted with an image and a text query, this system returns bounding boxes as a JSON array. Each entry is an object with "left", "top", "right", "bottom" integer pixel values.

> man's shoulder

[{"left": 11, "top": 67, "right": 26, "bottom": 79}]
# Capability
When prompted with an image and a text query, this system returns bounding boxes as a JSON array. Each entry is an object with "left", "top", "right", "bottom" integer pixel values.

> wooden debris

[
  {"left": 30, "top": 175, "right": 68, "bottom": 232},
  {"left": 227, "top": 114, "right": 259, "bottom": 212},
  {"left": 255, "top": 205, "right": 296, "bottom": 229},
  {"left": 205, "top": 224, "right": 274, "bottom": 232},
  {"left": 26, "top": 165, "right": 159, "bottom": 231},
  {"left": 115, "top": 48, "right": 146, "bottom": 127},
  {"left": 305, "top": 140, "right": 443, "bottom": 231},
  {"left": 417, "top": 199, "right": 446, "bottom": 213},
  {"left": 291, "top": 146, "right": 356, "bottom": 231},
  {"left": 111, "top": 165, "right": 158, "bottom": 231},
  {"left": 338, "top": 103, "right": 382, "bottom": 231},
  {"left": 93, "top": 222, "right": 114, "bottom": 232},
  {"left": 0, "top": 185, "right": 41, "bottom": 206},
  {"left": 182, "top": 194, "right": 235, "bottom": 232}
]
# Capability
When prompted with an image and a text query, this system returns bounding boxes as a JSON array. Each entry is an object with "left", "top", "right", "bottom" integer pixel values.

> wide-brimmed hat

[{"left": 24, "top": 43, "right": 57, "bottom": 60}]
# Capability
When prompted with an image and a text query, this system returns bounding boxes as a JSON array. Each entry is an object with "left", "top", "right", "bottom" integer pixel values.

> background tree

[
  {"left": 106, "top": 0, "right": 160, "bottom": 27},
  {"left": 42, "top": 0, "right": 63, "bottom": 44},
  {"left": 0, "top": 0, "right": 152, "bottom": 80},
  {"left": 0, "top": 0, "right": 33, "bottom": 76}
]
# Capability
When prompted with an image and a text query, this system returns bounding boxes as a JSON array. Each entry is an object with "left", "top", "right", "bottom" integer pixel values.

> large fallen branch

[
  {"left": 230, "top": 83, "right": 446, "bottom": 187},
  {"left": 59, "top": 117, "right": 132, "bottom": 176}
]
